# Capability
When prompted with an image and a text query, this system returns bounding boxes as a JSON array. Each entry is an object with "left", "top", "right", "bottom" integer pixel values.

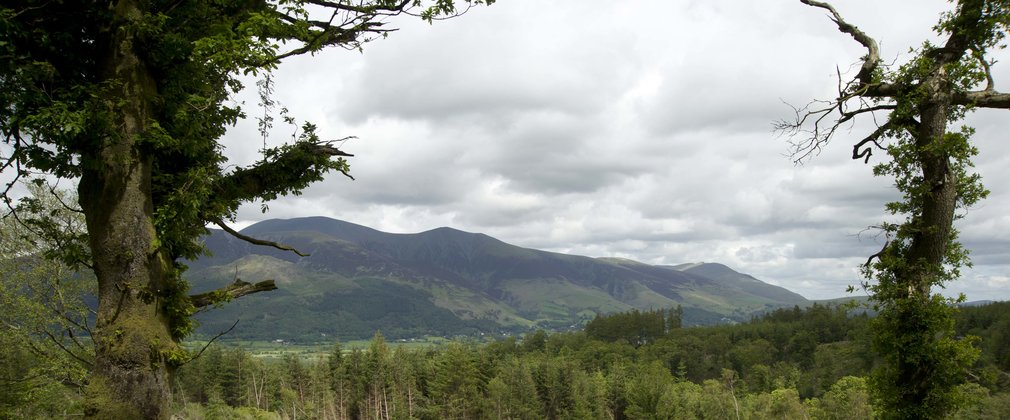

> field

[{"left": 183, "top": 335, "right": 468, "bottom": 360}]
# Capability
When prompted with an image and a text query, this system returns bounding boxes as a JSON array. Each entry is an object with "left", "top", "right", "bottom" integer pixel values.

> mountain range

[{"left": 185, "top": 217, "right": 810, "bottom": 341}]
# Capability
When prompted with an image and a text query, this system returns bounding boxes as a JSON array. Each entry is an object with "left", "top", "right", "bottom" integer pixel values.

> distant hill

[{"left": 185, "top": 217, "right": 809, "bottom": 341}]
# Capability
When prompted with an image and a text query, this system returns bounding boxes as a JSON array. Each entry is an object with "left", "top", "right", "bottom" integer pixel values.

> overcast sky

[{"left": 220, "top": 0, "right": 1010, "bottom": 301}]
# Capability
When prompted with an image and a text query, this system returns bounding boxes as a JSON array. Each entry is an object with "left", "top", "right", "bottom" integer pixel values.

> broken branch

[
  {"left": 852, "top": 119, "right": 894, "bottom": 163},
  {"left": 189, "top": 278, "right": 278, "bottom": 309}
]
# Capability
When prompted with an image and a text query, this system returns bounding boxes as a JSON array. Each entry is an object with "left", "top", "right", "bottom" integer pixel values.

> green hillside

[{"left": 186, "top": 217, "right": 810, "bottom": 340}]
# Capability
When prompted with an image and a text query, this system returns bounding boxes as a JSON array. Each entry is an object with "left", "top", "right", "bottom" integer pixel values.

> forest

[{"left": 5, "top": 302, "right": 1010, "bottom": 419}]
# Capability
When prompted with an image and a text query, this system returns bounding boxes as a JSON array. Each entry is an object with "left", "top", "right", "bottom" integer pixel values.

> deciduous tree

[
  {"left": 0, "top": 1, "right": 492, "bottom": 417},
  {"left": 782, "top": 1, "right": 1010, "bottom": 417}
]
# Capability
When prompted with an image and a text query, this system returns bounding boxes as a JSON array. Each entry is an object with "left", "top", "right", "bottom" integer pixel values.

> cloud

[
  {"left": 330, "top": 2, "right": 641, "bottom": 125},
  {"left": 221, "top": 0, "right": 1010, "bottom": 301}
]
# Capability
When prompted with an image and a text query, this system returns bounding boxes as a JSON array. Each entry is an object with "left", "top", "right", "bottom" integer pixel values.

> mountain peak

[
  {"left": 242, "top": 216, "right": 376, "bottom": 234},
  {"left": 419, "top": 226, "right": 470, "bottom": 235}
]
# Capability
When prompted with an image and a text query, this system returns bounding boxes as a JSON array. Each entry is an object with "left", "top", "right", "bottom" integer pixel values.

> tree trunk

[
  {"left": 888, "top": 58, "right": 959, "bottom": 414},
  {"left": 904, "top": 68, "right": 957, "bottom": 296},
  {"left": 252, "top": 369, "right": 264, "bottom": 409},
  {"left": 78, "top": 1, "right": 178, "bottom": 418}
]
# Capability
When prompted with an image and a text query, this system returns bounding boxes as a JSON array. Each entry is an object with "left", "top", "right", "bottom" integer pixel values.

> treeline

[
  {"left": 171, "top": 302, "right": 1010, "bottom": 419},
  {"left": 584, "top": 307, "right": 681, "bottom": 347}
]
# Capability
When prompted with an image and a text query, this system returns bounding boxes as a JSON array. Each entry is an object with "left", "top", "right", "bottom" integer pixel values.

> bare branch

[
  {"left": 1, "top": 131, "right": 28, "bottom": 213},
  {"left": 779, "top": 0, "right": 908, "bottom": 164},
  {"left": 778, "top": 92, "right": 900, "bottom": 164},
  {"left": 59, "top": 311, "right": 94, "bottom": 341},
  {"left": 303, "top": 0, "right": 410, "bottom": 15},
  {"left": 839, "top": 104, "right": 897, "bottom": 125},
  {"left": 189, "top": 278, "right": 278, "bottom": 309},
  {"left": 800, "top": 0, "right": 880, "bottom": 86},
  {"left": 265, "top": 0, "right": 414, "bottom": 64},
  {"left": 776, "top": 94, "right": 855, "bottom": 163},
  {"left": 971, "top": 47, "right": 995, "bottom": 91},
  {"left": 857, "top": 225, "right": 893, "bottom": 268},
  {"left": 213, "top": 218, "right": 310, "bottom": 257},
  {"left": 45, "top": 182, "right": 84, "bottom": 214},
  {"left": 65, "top": 327, "right": 91, "bottom": 354},
  {"left": 181, "top": 319, "right": 240, "bottom": 366},
  {"left": 42, "top": 329, "right": 93, "bottom": 368},
  {"left": 852, "top": 119, "right": 894, "bottom": 163}
]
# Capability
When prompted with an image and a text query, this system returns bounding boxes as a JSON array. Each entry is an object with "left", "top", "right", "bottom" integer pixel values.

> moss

[
  {"left": 102, "top": 306, "right": 175, "bottom": 369},
  {"left": 161, "top": 263, "right": 197, "bottom": 340},
  {"left": 147, "top": 223, "right": 160, "bottom": 254},
  {"left": 84, "top": 377, "right": 143, "bottom": 419},
  {"left": 88, "top": 304, "right": 177, "bottom": 419}
]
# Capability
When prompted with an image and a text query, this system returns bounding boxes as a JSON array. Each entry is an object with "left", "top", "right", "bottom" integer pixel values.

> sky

[{"left": 218, "top": 0, "right": 1010, "bottom": 301}]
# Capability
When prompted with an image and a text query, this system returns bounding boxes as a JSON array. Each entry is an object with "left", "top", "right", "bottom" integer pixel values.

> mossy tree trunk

[{"left": 77, "top": 1, "right": 178, "bottom": 417}]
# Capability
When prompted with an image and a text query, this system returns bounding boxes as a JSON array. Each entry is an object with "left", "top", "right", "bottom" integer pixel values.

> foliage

[
  {"left": 807, "top": 376, "right": 874, "bottom": 420},
  {"left": 0, "top": 181, "right": 93, "bottom": 418}
]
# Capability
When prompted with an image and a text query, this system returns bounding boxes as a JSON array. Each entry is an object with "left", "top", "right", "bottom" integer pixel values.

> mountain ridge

[{"left": 187, "top": 217, "right": 809, "bottom": 341}]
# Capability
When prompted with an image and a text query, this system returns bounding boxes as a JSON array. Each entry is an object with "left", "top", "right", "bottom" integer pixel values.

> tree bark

[
  {"left": 887, "top": 56, "right": 960, "bottom": 413},
  {"left": 77, "top": 1, "right": 177, "bottom": 418},
  {"left": 904, "top": 79, "right": 957, "bottom": 296}
]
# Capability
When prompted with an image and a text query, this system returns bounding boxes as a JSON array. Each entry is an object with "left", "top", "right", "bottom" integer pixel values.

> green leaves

[{"left": 0, "top": 182, "right": 94, "bottom": 414}]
